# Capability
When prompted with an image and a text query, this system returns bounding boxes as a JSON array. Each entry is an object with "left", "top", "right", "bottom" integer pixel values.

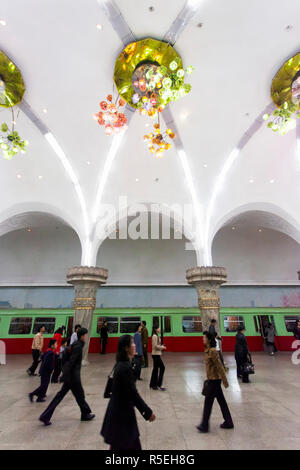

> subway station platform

[{"left": 0, "top": 352, "right": 299, "bottom": 450}]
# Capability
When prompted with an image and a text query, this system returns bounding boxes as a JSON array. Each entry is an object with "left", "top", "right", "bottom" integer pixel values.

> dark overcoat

[
  {"left": 101, "top": 360, "right": 152, "bottom": 448},
  {"left": 235, "top": 332, "right": 249, "bottom": 364}
]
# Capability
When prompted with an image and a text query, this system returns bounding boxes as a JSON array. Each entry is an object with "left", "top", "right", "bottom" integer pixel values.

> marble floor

[{"left": 0, "top": 352, "right": 300, "bottom": 450}]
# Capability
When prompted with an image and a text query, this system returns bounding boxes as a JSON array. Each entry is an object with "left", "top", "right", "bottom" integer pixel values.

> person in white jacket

[{"left": 149, "top": 326, "right": 166, "bottom": 391}]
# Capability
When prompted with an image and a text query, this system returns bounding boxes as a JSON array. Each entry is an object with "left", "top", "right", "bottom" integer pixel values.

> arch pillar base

[
  {"left": 186, "top": 267, "right": 227, "bottom": 334},
  {"left": 67, "top": 266, "right": 108, "bottom": 363}
]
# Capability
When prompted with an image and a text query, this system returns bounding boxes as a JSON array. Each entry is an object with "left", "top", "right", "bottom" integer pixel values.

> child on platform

[{"left": 29, "top": 339, "right": 57, "bottom": 402}]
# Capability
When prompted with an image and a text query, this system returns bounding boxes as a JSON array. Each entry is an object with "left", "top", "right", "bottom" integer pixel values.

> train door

[
  {"left": 152, "top": 315, "right": 172, "bottom": 346},
  {"left": 66, "top": 316, "right": 74, "bottom": 342},
  {"left": 253, "top": 314, "right": 276, "bottom": 351}
]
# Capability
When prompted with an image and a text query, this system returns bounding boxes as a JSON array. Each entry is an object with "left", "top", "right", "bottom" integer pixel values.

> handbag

[
  {"left": 202, "top": 379, "right": 210, "bottom": 396},
  {"left": 103, "top": 365, "right": 115, "bottom": 398},
  {"left": 242, "top": 353, "right": 255, "bottom": 375}
]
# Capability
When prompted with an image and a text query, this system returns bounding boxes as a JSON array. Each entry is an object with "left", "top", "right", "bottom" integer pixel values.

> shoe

[
  {"left": 26, "top": 369, "right": 32, "bottom": 376},
  {"left": 81, "top": 413, "right": 95, "bottom": 421},
  {"left": 28, "top": 393, "right": 34, "bottom": 402},
  {"left": 36, "top": 398, "right": 46, "bottom": 402},
  {"left": 39, "top": 416, "right": 51, "bottom": 426},
  {"left": 51, "top": 379, "right": 58, "bottom": 384},
  {"left": 196, "top": 424, "right": 209, "bottom": 433},
  {"left": 220, "top": 422, "right": 234, "bottom": 429},
  {"left": 158, "top": 386, "right": 166, "bottom": 391},
  {"left": 270, "top": 352, "right": 274, "bottom": 356},
  {"left": 150, "top": 386, "right": 158, "bottom": 390},
  {"left": 32, "top": 374, "right": 38, "bottom": 377},
  {"left": 137, "top": 378, "right": 143, "bottom": 381}
]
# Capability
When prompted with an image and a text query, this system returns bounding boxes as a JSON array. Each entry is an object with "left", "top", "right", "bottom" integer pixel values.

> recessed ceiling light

[
  {"left": 96, "top": 24, "right": 102, "bottom": 30},
  {"left": 258, "top": 228, "right": 262, "bottom": 232},
  {"left": 42, "top": 108, "right": 48, "bottom": 114},
  {"left": 269, "top": 179, "right": 275, "bottom": 183},
  {"left": 145, "top": 123, "right": 149, "bottom": 127},
  {"left": 232, "top": 226, "right": 236, "bottom": 230},
  {"left": 11, "top": 120, "right": 16, "bottom": 125},
  {"left": 87, "top": 161, "right": 91, "bottom": 165},
  {"left": 16, "top": 174, "right": 21, "bottom": 179},
  {"left": 181, "top": 113, "right": 188, "bottom": 120},
  {"left": 203, "top": 163, "right": 208, "bottom": 168},
  {"left": 38, "top": 175, "right": 43, "bottom": 179},
  {"left": 0, "top": 19, "right": 6, "bottom": 26},
  {"left": 135, "top": 178, "right": 139, "bottom": 182},
  {"left": 249, "top": 178, "right": 254, "bottom": 183}
]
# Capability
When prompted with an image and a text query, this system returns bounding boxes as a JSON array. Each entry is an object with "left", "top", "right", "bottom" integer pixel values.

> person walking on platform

[
  {"left": 100, "top": 321, "right": 109, "bottom": 354},
  {"left": 235, "top": 326, "right": 250, "bottom": 383},
  {"left": 149, "top": 326, "right": 166, "bottom": 391},
  {"left": 293, "top": 319, "right": 300, "bottom": 340},
  {"left": 133, "top": 324, "right": 143, "bottom": 381},
  {"left": 26, "top": 325, "right": 45, "bottom": 376},
  {"left": 101, "top": 334, "right": 156, "bottom": 450},
  {"left": 141, "top": 321, "right": 149, "bottom": 368},
  {"left": 39, "top": 327, "right": 95, "bottom": 426},
  {"left": 51, "top": 327, "right": 64, "bottom": 383},
  {"left": 209, "top": 318, "right": 217, "bottom": 336},
  {"left": 29, "top": 339, "right": 57, "bottom": 402},
  {"left": 265, "top": 322, "right": 277, "bottom": 355},
  {"left": 70, "top": 324, "right": 81, "bottom": 345},
  {"left": 197, "top": 331, "right": 233, "bottom": 433}
]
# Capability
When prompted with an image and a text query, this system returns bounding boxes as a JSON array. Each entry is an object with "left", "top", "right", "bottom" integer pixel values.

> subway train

[{"left": 0, "top": 307, "right": 299, "bottom": 354}]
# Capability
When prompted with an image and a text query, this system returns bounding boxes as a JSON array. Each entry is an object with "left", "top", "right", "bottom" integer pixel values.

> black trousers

[
  {"left": 150, "top": 355, "right": 165, "bottom": 388},
  {"left": 40, "top": 380, "right": 91, "bottom": 421},
  {"left": 236, "top": 361, "right": 249, "bottom": 383},
  {"left": 28, "top": 349, "right": 40, "bottom": 374},
  {"left": 133, "top": 355, "right": 142, "bottom": 380},
  {"left": 32, "top": 373, "right": 51, "bottom": 399},
  {"left": 51, "top": 355, "right": 61, "bottom": 382},
  {"left": 110, "top": 437, "right": 142, "bottom": 451},
  {"left": 101, "top": 338, "right": 107, "bottom": 354},
  {"left": 201, "top": 379, "right": 233, "bottom": 430},
  {"left": 142, "top": 347, "right": 148, "bottom": 367}
]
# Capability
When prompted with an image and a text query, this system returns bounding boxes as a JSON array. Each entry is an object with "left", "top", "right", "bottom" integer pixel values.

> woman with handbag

[
  {"left": 101, "top": 334, "right": 156, "bottom": 450},
  {"left": 235, "top": 326, "right": 250, "bottom": 383},
  {"left": 197, "top": 331, "right": 233, "bottom": 433},
  {"left": 149, "top": 326, "right": 166, "bottom": 391}
]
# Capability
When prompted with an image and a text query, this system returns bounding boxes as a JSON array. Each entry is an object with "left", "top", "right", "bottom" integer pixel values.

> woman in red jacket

[{"left": 51, "top": 327, "right": 65, "bottom": 383}]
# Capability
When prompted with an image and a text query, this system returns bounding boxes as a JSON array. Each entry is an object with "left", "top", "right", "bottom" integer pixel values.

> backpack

[{"left": 61, "top": 344, "right": 72, "bottom": 366}]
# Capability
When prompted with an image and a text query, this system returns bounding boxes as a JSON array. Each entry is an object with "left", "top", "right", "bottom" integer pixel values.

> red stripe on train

[{"left": 1, "top": 336, "right": 296, "bottom": 354}]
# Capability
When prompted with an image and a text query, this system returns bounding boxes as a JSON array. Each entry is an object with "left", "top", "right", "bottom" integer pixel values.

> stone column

[
  {"left": 67, "top": 266, "right": 108, "bottom": 364},
  {"left": 186, "top": 267, "right": 227, "bottom": 334}
]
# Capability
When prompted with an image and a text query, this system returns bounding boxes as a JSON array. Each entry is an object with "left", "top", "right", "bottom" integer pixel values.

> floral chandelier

[
  {"left": 0, "top": 50, "right": 28, "bottom": 159},
  {"left": 264, "top": 52, "right": 300, "bottom": 135},
  {"left": 95, "top": 38, "right": 194, "bottom": 157}
]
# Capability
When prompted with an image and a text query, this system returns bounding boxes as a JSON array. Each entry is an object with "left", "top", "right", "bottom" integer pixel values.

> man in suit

[
  {"left": 141, "top": 321, "right": 149, "bottom": 368},
  {"left": 100, "top": 321, "right": 109, "bottom": 354},
  {"left": 29, "top": 339, "right": 57, "bottom": 402},
  {"left": 39, "top": 327, "right": 95, "bottom": 426}
]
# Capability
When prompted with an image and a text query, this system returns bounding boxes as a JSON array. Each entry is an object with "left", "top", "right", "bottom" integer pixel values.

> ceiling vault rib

[
  {"left": 204, "top": 102, "right": 276, "bottom": 265},
  {"left": 19, "top": 99, "right": 90, "bottom": 261}
]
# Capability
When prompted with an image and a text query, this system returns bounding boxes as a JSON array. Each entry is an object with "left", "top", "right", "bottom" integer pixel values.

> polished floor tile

[{"left": 0, "top": 351, "right": 299, "bottom": 450}]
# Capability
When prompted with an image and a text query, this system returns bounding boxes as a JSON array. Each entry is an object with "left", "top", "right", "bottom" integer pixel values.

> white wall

[
  {"left": 0, "top": 226, "right": 81, "bottom": 284},
  {"left": 97, "top": 237, "right": 197, "bottom": 285},
  {"left": 212, "top": 226, "right": 300, "bottom": 283}
]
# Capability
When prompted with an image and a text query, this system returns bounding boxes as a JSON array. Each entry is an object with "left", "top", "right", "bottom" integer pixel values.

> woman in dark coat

[
  {"left": 101, "top": 334, "right": 156, "bottom": 450},
  {"left": 235, "top": 326, "right": 249, "bottom": 383}
]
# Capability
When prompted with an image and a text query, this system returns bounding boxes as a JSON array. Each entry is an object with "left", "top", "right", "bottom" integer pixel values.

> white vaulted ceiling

[{"left": 0, "top": 0, "right": 299, "bottom": 269}]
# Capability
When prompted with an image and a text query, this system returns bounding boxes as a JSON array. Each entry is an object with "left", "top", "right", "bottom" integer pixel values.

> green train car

[{"left": 0, "top": 308, "right": 299, "bottom": 353}]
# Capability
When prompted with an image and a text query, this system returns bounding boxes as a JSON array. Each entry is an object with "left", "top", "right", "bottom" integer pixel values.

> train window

[
  {"left": 120, "top": 317, "right": 141, "bottom": 334},
  {"left": 223, "top": 316, "right": 245, "bottom": 332},
  {"left": 182, "top": 316, "right": 202, "bottom": 333},
  {"left": 33, "top": 317, "right": 56, "bottom": 334},
  {"left": 9, "top": 317, "right": 32, "bottom": 335},
  {"left": 97, "top": 317, "right": 119, "bottom": 334},
  {"left": 164, "top": 316, "right": 171, "bottom": 333},
  {"left": 284, "top": 316, "right": 300, "bottom": 333}
]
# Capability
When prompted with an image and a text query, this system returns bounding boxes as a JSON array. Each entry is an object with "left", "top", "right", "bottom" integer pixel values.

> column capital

[
  {"left": 67, "top": 266, "right": 108, "bottom": 286},
  {"left": 186, "top": 266, "right": 227, "bottom": 286}
]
